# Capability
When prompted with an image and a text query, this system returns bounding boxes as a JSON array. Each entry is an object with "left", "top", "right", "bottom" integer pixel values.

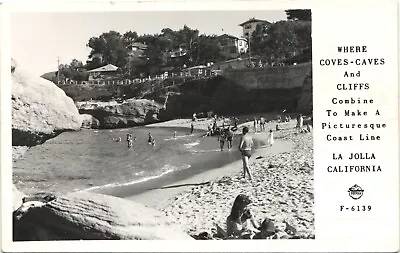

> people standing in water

[
  {"left": 148, "top": 133, "right": 155, "bottom": 146},
  {"left": 173, "top": 131, "right": 177, "bottom": 138},
  {"left": 218, "top": 129, "right": 227, "bottom": 151},
  {"left": 126, "top": 134, "right": 133, "bottom": 148},
  {"left": 190, "top": 122, "right": 195, "bottom": 135},
  {"left": 239, "top": 126, "right": 253, "bottom": 180},
  {"left": 253, "top": 117, "right": 258, "bottom": 132},
  {"left": 267, "top": 129, "right": 274, "bottom": 147},
  {"left": 226, "top": 127, "right": 234, "bottom": 150}
]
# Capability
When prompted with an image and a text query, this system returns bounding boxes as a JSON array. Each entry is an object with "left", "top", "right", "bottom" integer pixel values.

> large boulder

[
  {"left": 12, "top": 61, "right": 82, "bottom": 146},
  {"left": 78, "top": 99, "right": 163, "bottom": 129},
  {"left": 13, "top": 191, "right": 193, "bottom": 240},
  {"left": 79, "top": 114, "right": 100, "bottom": 129}
]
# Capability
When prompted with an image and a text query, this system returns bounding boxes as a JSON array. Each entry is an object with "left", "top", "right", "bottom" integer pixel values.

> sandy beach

[{"left": 129, "top": 116, "right": 314, "bottom": 238}]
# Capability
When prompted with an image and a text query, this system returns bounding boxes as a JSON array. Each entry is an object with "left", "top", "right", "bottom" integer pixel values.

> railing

[{"left": 57, "top": 72, "right": 219, "bottom": 86}]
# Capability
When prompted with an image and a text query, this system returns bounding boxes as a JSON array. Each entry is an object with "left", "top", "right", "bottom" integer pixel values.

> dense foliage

[{"left": 57, "top": 10, "right": 311, "bottom": 81}]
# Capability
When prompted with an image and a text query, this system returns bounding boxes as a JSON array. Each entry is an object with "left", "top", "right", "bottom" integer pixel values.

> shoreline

[
  {"left": 127, "top": 117, "right": 296, "bottom": 210},
  {"left": 128, "top": 117, "right": 314, "bottom": 237}
]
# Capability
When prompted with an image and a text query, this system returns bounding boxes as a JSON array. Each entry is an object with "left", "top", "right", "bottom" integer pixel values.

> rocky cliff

[
  {"left": 56, "top": 64, "right": 312, "bottom": 127},
  {"left": 12, "top": 62, "right": 82, "bottom": 146},
  {"left": 296, "top": 70, "right": 313, "bottom": 114}
]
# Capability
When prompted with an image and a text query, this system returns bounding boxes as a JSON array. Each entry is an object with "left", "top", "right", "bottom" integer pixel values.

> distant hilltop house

[
  {"left": 87, "top": 64, "right": 120, "bottom": 81},
  {"left": 217, "top": 34, "right": 248, "bottom": 59},
  {"left": 127, "top": 42, "right": 148, "bottom": 59},
  {"left": 239, "top": 18, "right": 271, "bottom": 38}
]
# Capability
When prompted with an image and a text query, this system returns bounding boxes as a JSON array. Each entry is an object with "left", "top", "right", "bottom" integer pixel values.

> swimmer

[
  {"left": 127, "top": 134, "right": 133, "bottom": 148},
  {"left": 148, "top": 133, "right": 155, "bottom": 145}
]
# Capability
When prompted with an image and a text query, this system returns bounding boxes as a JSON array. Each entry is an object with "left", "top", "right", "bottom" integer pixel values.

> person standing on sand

[
  {"left": 239, "top": 126, "right": 253, "bottom": 180},
  {"left": 267, "top": 129, "right": 274, "bottom": 147},
  {"left": 259, "top": 116, "right": 265, "bottom": 132},
  {"left": 253, "top": 117, "right": 258, "bottom": 132}
]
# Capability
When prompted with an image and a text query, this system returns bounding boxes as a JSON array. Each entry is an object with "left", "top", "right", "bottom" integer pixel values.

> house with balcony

[
  {"left": 87, "top": 64, "right": 120, "bottom": 81},
  {"left": 217, "top": 34, "right": 248, "bottom": 59},
  {"left": 239, "top": 18, "right": 271, "bottom": 38}
]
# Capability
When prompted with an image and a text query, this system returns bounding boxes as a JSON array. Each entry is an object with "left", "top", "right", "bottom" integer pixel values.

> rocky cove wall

[
  {"left": 221, "top": 63, "right": 311, "bottom": 90},
  {"left": 58, "top": 63, "right": 313, "bottom": 128}
]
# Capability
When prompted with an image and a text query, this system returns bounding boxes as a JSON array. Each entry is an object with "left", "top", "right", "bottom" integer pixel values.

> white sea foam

[
  {"left": 184, "top": 140, "right": 200, "bottom": 148},
  {"left": 82, "top": 164, "right": 191, "bottom": 191}
]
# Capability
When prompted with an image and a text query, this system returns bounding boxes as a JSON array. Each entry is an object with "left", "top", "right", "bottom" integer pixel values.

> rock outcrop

[
  {"left": 79, "top": 114, "right": 100, "bottom": 129},
  {"left": 13, "top": 191, "right": 193, "bottom": 241},
  {"left": 12, "top": 61, "right": 82, "bottom": 146},
  {"left": 13, "top": 184, "right": 26, "bottom": 211},
  {"left": 77, "top": 99, "right": 163, "bottom": 129}
]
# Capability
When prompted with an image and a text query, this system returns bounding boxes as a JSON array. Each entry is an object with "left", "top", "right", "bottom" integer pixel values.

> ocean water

[{"left": 13, "top": 127, "right": 263, "bottom": 196}]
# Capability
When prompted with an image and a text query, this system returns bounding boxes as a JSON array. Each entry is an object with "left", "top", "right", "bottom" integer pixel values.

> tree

[
  {"left": 251, "top": 20, "right": 311, "bottom": 62},
  {"left": 285, "top": 9, "right": 311, "bottom": 21},
  {"left": 123, "top": 31, "right": 138, "bottom": 46},
  {"left": 59, "top": 59, "right": 88, "bottom": 82},
  {"left": 87, "top": 31, "right": 128, "bottom": 69}
]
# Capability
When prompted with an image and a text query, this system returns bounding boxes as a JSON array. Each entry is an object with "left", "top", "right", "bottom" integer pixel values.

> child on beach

[
  {"left": 218, "top": 129, "right": 227, "bottom": 151},
  {"left": 267, "top": 129, "right": 274, "bottom": 147},
  {"left": 226, "top": 194, "right": 259, "bottom": 239},
  {"left": 239, "top": 126, "right": 253, "bottom": 180}
]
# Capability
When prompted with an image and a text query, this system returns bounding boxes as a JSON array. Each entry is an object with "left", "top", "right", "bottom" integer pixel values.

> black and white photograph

[{"left": 10, "top": 8, "right": 314, "bottom": 241}]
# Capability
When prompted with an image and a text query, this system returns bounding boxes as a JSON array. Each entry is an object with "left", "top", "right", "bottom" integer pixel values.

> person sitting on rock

[{"left": 226, "top": 194, "right": 259, "bottom": 239}]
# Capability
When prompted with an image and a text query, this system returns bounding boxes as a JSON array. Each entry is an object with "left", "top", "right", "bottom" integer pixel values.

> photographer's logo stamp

[{"left": 348, "top": 184, "right": 364, "bottom": 200}]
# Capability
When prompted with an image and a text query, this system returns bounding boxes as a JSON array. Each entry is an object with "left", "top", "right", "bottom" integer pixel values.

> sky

[{"left": 11, "top": 10, "right": 286, "bottom": 76}]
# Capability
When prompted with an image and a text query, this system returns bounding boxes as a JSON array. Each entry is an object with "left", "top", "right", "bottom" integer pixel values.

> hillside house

[
  {"left": 87, "top": 64, "right": 119, "bottom": 81},
  {"left": 239, "top": 18, "right": 271, "bottom": 38},
  {"left": 218, "top": 34, "right": 248, "bottom": 59},
  {"left": 182, "top": 65, "right": 209, "bottom": 77}
]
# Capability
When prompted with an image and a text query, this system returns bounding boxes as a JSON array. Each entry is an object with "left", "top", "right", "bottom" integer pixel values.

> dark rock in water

[
  {"left": 13, "top": 191, "right": 193, "bottom": 241},
  {"left": 12, "top": 59, "right": 82, "bottom": 146}
]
